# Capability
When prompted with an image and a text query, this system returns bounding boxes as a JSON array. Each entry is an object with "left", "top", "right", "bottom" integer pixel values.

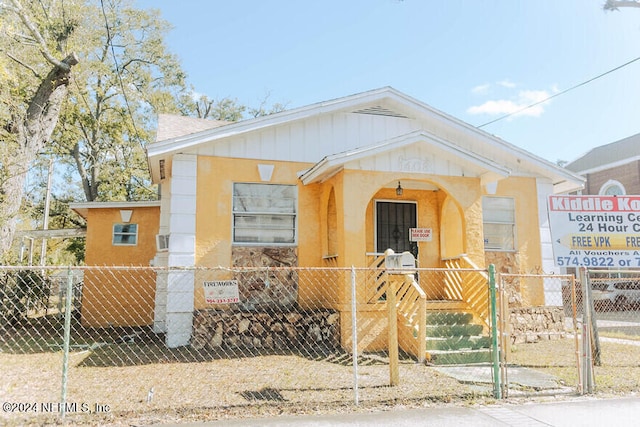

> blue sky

[{"left": 135, "top": 0, "right": 640, "bottom": 164}]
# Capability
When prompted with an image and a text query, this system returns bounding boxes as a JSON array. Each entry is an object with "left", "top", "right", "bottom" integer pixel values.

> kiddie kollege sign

[{"left": 548, "top": 195, "right": 640, "bottom": 268}]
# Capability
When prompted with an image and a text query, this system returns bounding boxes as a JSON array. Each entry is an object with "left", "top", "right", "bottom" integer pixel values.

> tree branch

[
  {"left": 5, "top": 51, "right": 41, "bottom": 77},
  {"left": 9, "top": 0, "right": 70, "bottom": 69}
]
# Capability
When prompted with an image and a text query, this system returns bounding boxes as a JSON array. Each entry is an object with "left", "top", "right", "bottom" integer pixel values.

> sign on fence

[
  {"left": 548, "top": 195, "right": 640, "bottom": 268},
  {"left": 203, "top": 280, "right": 240, "bottom": 304}
]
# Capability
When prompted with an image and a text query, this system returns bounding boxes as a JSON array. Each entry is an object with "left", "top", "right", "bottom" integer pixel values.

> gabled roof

[
  {"left": 299, "top": 130, "right": 511, "bottom": 185},
  {"left": 148, "top": 87, "right": 505, "bottom": 157},
  {"left": 565, "top": 133, "right": 640, "bottom": 174},
  {"left": 148, "top": 87, "right": 584, "bottom": 193}
]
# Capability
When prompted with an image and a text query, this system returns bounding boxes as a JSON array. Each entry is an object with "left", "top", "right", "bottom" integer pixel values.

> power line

[
  {"left": 477, "top": 55, "right": 640, "bottom": 128},
  {"left": 100, "top": 0, "right": 152, "bottom": 199},
  {"left": 99, "top": 0, "right": 143, "bottom": 148}
]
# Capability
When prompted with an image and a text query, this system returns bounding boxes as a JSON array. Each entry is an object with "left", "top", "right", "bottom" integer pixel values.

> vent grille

[{"left": 352, "top": 106, "right": 409, "bottom": 118}]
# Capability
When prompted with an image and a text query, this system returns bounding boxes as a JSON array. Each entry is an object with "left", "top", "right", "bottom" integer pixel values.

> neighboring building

[
  {"left": 70, "top": 201, "right": 160, "bottom": 327},
  {"left": 75, "top": 87, "right": 585, "bottom": 348},
  {"left": 565, "top": 133, "right": 640, "bottom": 196}
]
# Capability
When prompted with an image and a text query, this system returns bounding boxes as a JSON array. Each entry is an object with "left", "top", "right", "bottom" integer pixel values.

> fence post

[
  {"left": 498, "top": 273, "right": 510, "bottom": 398},
  {"left": 580, "top": 267, "right": 594, "bottom": 394},
  {"left": 417, "top": 275, "right": 426, "bottom": 364},
  {"left": 350, "top": 266, "right": 359, "bottom": 406},
  {"left": 387, "top": 277, "right": 399, "bottom": 386},
  {"left": 60, "top": 268, "right": 73, "bottom": 418},
  {"left": 488, "top": 264, "right": 501, "bottom": 399}
]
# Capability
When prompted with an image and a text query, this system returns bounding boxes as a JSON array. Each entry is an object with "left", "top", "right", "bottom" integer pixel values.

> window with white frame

[
  {"left": 233, "top": 183, "right": 297, "bottom": 244},
  {"left": 113, "top": 223, "right": 138, "bottom": 245},
  {"left": 482, "top": 197, "right": 515, "bottom": 251},
  {"left": 599, "top": 179, "right": 625, "bottom": 196}
]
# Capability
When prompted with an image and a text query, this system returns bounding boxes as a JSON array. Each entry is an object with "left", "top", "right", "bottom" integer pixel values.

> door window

[{"left": 375, "top": 201, "right": 417, "bottom": 255}]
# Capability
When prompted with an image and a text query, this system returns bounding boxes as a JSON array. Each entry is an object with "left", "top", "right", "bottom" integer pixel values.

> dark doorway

[{"left": 375, "top": 201, "right": 418, "bottom": 258}]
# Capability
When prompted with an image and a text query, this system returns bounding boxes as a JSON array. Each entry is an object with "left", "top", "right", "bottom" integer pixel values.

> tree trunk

[{"left": 0, "top": 53, "right": 78, "bottom": 262}]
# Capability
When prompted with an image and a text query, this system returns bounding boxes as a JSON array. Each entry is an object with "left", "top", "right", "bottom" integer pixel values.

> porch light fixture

[{"left": 396, "top": 181, "right": 403, "bottom": 196}]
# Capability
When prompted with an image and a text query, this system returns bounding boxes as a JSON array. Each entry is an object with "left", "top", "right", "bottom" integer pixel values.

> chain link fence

[
  {"left": 1, "top": 265, "right": 492, "bottom": 425},
  {"left": 1, "top": 264, "right": 619, "bottom": 425}
]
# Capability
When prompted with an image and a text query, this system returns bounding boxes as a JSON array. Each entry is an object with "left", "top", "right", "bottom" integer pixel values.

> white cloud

[
  {"left": 470, "top": 79, "right": 517, "bottom": 96},
  {"left": 471, "top": 83, "right": 491, "bottom": 95},
  {"left": 498, "top": 79, "right": 516, "bottom": 89},
  {"left": 467, "top": 88, "right": 553, "bottom": 118},
  {"left": 190, "top": 90, "right": 205, "bottom": 101}
]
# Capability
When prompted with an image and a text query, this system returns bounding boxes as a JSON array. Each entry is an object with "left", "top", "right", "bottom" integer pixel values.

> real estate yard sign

[{"left": 548, "top": 195, "right": 640, "bottom": 268}]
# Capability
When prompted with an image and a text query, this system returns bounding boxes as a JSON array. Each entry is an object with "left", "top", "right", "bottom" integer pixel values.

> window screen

[
  {"left": 482, "top": 197, "right": 515, "bottom": 251},
  {"left": 233, "top": 183, "right": 297, "bottom": 244}
]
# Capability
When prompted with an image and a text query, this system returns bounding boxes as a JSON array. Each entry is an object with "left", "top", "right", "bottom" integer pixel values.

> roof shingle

[{"left": 155, "top": 114, "right": 229, "bottom": 142}]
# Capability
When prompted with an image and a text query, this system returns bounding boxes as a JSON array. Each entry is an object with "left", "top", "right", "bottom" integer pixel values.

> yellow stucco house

[{"left": 75, "top": 87, "right": 584, "bottom": 349}]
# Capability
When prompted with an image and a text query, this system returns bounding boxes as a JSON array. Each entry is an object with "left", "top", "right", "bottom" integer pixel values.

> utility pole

[{"left": 40, "top": 157, "right": 54, "bottom": 266}]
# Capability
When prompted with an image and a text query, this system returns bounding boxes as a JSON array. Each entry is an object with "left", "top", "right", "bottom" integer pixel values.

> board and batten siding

[{"left": 191, "top": 112, "right": 420, "bottom": 162}]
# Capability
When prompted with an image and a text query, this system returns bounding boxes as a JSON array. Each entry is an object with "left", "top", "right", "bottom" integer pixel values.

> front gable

[
  {"left": 148, "top": 87, "right": 583, "bottom": 194},
  {"left": 299, "top": 130, "right": 510, "bottom": 186}
]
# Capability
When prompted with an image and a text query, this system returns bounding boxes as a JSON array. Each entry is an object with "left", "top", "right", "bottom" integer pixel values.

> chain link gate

[{"left": 498, "top": 273, "right": 581, "bottom": 397}]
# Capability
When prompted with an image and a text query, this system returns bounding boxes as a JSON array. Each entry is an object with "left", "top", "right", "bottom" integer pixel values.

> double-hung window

[
  {"left": 113, "top": 223, "right": 138, "bottom": 245},
  {"left": 233, "top": 183, "right": 297, "bottom": 245},
  {"left": 482, "top": 197, "right": 515, "bottom": 251}
]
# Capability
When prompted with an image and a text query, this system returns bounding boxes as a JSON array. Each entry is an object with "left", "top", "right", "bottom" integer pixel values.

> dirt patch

[
  {"left": 1, "top": 350, "right": 488, "bottom": 426},
  {"left": 2, "top": 316, "right": 639, "bottom": 426}
]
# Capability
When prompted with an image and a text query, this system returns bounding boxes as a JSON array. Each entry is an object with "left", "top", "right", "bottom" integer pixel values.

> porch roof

[{"left": 298, "top": 130, "right": 512, "bottom": 185}]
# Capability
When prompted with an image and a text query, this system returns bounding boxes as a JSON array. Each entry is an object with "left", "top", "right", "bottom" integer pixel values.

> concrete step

[
  {"left": 425, "top": 323, "right": 484, "bottom": 337},
  {"left": 429, "top": 348, "right": 492, "bottom": 365},
  {"left": 426, "top": 335, "right": 492, "bottom": 351},
  {"left": 425, "top": 311, "right": 473, "bottom": 325}
]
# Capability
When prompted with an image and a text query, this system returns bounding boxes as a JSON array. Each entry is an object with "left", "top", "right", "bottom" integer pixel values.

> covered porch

[{"left": 297, "top": 133, "right": 504, "bottom": 359}]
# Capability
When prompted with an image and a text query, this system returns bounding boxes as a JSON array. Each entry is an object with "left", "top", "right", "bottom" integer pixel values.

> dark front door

[{"left": 376, "top": 201, "right": 418, "bottom": 258}]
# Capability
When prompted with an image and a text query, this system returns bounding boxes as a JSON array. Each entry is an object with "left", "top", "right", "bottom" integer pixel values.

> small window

[
  {"left": 482, "top": 197, "right": 515, "bottom": 251},
  {"left": 232, "top": 183, "right": 297, "bottom": 245},
  {"left": 113, "top": 223, "right": 138, "bottom": 245},
  {"left": 599, "top": 180, "right": 625, "bottom": 196}
]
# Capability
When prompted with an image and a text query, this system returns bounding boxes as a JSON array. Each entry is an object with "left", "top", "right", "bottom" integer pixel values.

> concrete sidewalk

[{"left": 157, "top": 396, "right": 640, "bottom": 427}]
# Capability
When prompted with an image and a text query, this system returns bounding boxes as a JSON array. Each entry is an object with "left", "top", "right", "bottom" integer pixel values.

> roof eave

[{"left": 69, "top": 200, "right": 161, "bottom": 219}]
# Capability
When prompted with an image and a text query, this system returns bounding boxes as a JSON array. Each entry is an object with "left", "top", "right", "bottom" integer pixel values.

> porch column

[
  {"left": 340, "top": 173, "right": 369, "bottom": 268},
  {"left": 165, "top": 153, "right": 197, "bottom": 348}
]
